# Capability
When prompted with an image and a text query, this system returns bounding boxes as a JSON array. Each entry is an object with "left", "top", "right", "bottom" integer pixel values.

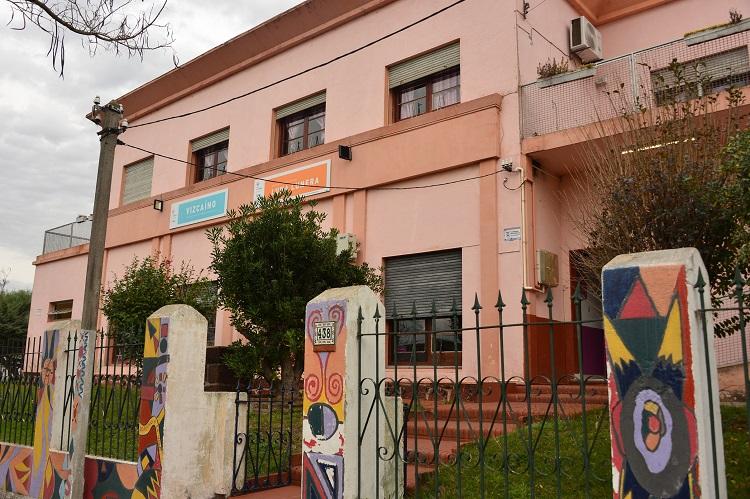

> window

[
  {"left": 389, "top": 42, "right": 460, "bottom": 121},
  {"left": 651, "top": 47, "right": 750, "bottom": 106},
  {"left": 191, "top": 128, "right": 230, "bottom": 183},
  {"left": 122, "top": 157, "right": 154, "bottom": 205},
  {"left": 276, "top": 92, "right": 326, "bottom": 156},
  {"left": 48, "top": 300, "right": 73, "bottom": 322},
  {"left": 384, "top": 249, "right": 462, "bottom": 365},
  {"left": 395, "top": 69, "right": 460, "bottom": 120},
  {"left": 192, "top": 281, "right": 219, "bottom": 346}
]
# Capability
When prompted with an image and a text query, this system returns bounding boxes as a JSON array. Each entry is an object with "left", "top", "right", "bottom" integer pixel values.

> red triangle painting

[{"left": 619, "top": 278, "right": 657, "bottom": 319}]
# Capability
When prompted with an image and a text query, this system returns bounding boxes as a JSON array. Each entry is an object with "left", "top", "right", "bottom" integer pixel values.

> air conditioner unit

[{"left": 570, "top": 16, "right": 603, "bottom": 63}]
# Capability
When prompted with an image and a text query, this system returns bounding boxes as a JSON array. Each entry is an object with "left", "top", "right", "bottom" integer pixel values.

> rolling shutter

[
  {"left": 652, "top": 47, "right": 749, "bottom": 87},
  {"left": 388, "top": 42, "right": 460, "bottom": 89},
  {"left": 191, "top": 128, "right": 230, "bottom": 152},
  {"left": 384, "top": 249, "right": 462, "bottom": 317},
  {"left": 122, "top": 157, "right": 153, "bottom": 205},
  {"left": 276, "top": 92, "right": 326, "bottom": 119}
]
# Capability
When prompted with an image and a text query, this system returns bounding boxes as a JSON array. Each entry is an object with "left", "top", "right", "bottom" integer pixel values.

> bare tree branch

[{"left": 4, "top": 0, "right": 174, "bottom": 75}]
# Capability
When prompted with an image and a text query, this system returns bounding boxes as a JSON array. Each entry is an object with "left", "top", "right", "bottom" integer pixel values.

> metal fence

[
  {"left": 0, "top": 337, "right": 42, "bottom": 447},
  {"left": 232, "top": 379, "right": 298, "bottom": 495},
  {"left": 520, "top": 29, "right": 750, "bottom": 138},
  {"left": 42, "top": 220, "right": 92, "bottom": 255},
  {"left": 59, "top": 330, "right": 142, "bottom": 462},
  {"left": 358, "top": 291, "right": 612, "bottom": 498}
]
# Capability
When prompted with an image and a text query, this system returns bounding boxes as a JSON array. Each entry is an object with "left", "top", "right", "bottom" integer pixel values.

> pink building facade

[{"left": 27, "top": 0, "right": 750, "bottom": 380}]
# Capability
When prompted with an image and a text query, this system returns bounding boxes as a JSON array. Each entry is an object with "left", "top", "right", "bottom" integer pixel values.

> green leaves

[
  {"left": 100, "top": 254, "right": 216, "bottom": 349},
  {"left": 0, "top": 290, "right": 31, "bottom": 342},
  {"left": 209, "top": 190, "right": 382, "bottom": 382}
]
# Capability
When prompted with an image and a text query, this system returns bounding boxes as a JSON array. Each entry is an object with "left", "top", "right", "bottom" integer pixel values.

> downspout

[{"left": 517, "top": 163, "right": 541, "bottom": 292}]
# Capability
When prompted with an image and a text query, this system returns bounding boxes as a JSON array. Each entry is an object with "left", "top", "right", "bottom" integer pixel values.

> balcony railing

[
  {"left": 42, "top": 219, "right": 91, "bottom": 255},
  {"left": 520, "top": 28, "right": 750, "bottom": 138}
]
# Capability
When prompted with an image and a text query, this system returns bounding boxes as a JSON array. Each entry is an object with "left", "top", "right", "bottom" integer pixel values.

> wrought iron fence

[
  {"left": 59, "top": 330, "right": 142, "bottom": 462},
  {"left": 42, "top": 220, "right": 92, "bottom": 255},
  {"left": 0, "top": 337, "right": 42, "bottom": 446},
  {"left": 520, "top": 29, "right": 750, "bottom": 137},
  {"left": 232, "top": 379, "right": 298, "bottom": 495},
  {"left": 358, "top": 290, "right": 612, "bottom": 498}
]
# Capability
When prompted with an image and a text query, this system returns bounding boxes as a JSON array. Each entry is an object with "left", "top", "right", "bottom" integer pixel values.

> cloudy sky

[{"left": 0, "top": 0, "right": 300, "bottom": 290}]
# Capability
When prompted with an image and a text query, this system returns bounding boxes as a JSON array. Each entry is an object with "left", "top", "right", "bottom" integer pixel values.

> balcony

[
  {"left": 42, "top": 219, "right": 91, "bottom": 255},
  {"left": 520, "top": 28, "right": 750, "bottom": 139}
]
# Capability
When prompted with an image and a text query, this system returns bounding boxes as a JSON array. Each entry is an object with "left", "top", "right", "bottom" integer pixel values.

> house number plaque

[{"left": 313, "top": 321, "right": 337, "bottom": 352}]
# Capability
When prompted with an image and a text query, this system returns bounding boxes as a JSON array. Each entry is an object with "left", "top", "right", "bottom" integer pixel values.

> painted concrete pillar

[
  {"left": 302, "top": 286, "right": 401, "bottom": 499},
  {"left": 138, "top": 305, "right": 235, "bottom": 499},
  {"left": 602, "top": 248, "right": 726, "bottom": 498}
]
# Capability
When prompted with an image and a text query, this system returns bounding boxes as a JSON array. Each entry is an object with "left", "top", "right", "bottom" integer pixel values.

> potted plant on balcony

[
  {"left": 537, "top": 57, "right": 596, "bottom": 88},
  {"left": 685, "top": 9, "right": 749, "bottom": 46}
]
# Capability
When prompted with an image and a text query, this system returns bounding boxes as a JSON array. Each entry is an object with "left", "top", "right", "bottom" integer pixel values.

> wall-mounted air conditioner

[{"left": 570, "top": 16, "right": 603, "bottom": 63}]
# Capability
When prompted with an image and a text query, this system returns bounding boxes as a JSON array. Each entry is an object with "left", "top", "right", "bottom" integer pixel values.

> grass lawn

[
  {"left": 240, "top": 404, "right": 303, "bottom": 481},
  {"left": 412, "top": 405, "right": 749, "bottom": 498}
]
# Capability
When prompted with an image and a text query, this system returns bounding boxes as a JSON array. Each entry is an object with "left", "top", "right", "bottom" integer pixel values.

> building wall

[
  {"left": 110, "top": 0, "right": 516, "bottom": 208},
  {"left": 27, "top": 252, "right": 87, "bottom": 338}
]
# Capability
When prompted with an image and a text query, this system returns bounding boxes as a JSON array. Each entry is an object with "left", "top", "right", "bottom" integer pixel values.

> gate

[
  {"left": 231, "top": 378, "right": 297, "bottom": 495},
  {"left": 357, "top": 289, "right": 612, "bottom": 498}
]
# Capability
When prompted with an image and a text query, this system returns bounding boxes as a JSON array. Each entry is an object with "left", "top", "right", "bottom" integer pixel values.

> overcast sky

[{"left": 0, "top": 0, "right": 300, "bottom": 290}]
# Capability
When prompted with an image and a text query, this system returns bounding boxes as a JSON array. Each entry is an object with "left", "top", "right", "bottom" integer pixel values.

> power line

[
  {"left": 129, "top": 0, "right": 467, "bottom": 129},
  {"left": 119, "top": 140, "right": 508, "bottom": 192}
]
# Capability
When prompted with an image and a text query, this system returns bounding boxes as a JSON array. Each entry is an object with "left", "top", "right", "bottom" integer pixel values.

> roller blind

[
  {"left": 191, "top": 128, "right": 230, "bottom": 152},
  {"left": 652, "top": 47, "right": 749, "bottom": 87},
  {"left": 388, "top": 42, "right": 460, "bottom": 89},
  {"left": 122, "top": 157, "right": 153, "bottom": 205},
  {"left": 384, "top": 249, "right": 462, "bottom": 317},
  {"left": 276, "top": 92, "right": 326, "bottom": 119}
]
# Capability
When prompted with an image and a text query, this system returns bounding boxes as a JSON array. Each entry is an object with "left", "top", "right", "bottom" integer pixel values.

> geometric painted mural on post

[
  {"left": 602, "top": 264, "right": 700, "bottom": 498},
  {"left": 32, "top": 329, "right": 60, "bottom": 498},
  {"left": 133, "top": 317, "right": 169, "bottom": 499},
  {"left": 302, "top": 300, "right": 346, "bottom": 499}
]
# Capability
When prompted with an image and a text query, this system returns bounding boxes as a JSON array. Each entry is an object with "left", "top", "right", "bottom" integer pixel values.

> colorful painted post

[
  {"left": 64, "top": 328, "right": 96, "bottom": 499},
  {"left": 602, "top": 248, "right": 726, "bottom": 498},
  {"left": 302, "top": 286, "right": 401, "bottom": 499}
]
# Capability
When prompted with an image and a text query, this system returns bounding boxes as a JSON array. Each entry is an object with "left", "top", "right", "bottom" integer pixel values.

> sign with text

[
  {"left": 169, "top": 189, "right": 228, "bottom": 229},
  {"left": 313, "top": 320, "right": 337, "bottom": 352},
  {"left": 503, "top": 226, "right": 522, "bottom": 242},
  {"left": 253, "top": 160, "right": 331, "bottom": 201}
]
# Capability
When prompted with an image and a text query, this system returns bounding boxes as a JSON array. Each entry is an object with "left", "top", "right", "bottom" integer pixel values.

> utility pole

[
  {"left": 67, "top": 98, "right": 124, "bottom": 499},
  {"left": 81, "top": 99, "right": 124, "bottom": 331}
]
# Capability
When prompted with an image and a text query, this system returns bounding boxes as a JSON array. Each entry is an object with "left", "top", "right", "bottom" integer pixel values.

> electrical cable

[
  {"left": 119, "top": 140, "right": 508, "bottom": 192},
  {"left": 128, "top": 0, "right": 467, "bottom": 129}
]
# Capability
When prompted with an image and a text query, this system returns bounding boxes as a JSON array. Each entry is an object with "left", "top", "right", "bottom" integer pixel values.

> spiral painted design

[
  {"left": 328, "top": 305, "right": 345, "bottom": 333},
  {"left": 327, "top": 372, "right": 343, "bottom": 404},
  {"left": 306, "top": 309, "right": 323, "bottom": 341},
  {"left": 305, "top": 374, "right": 322, "bottom": 402}
]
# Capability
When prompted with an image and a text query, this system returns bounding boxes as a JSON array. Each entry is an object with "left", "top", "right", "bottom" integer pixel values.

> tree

[
  {"left": 567, "top": 61, "right": 750, "bottom": 336},
  {"left": 4, "top": 0, "right": 173, "bottom": 75},
  {"left": 101, "top": 254, "right": 216, "bottom": 350},
  {"left": 0, "top": 277, "right": 31, "bottom": 343},
  {"left": 207, "top": 191, "right": 382, "bottom": 389}
]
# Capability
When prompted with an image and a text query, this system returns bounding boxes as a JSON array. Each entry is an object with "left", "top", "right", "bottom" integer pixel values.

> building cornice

[{"left": 120, "top": 0, "right": 399, "bottom": 122}]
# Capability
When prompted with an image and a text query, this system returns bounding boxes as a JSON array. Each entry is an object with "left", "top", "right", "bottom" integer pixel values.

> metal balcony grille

[
  {"left": 520, "top": 29, "right": 750, "bottom": 138},
  {"left": 42, "top": 219, "right": 92, "bottom": 254}
]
